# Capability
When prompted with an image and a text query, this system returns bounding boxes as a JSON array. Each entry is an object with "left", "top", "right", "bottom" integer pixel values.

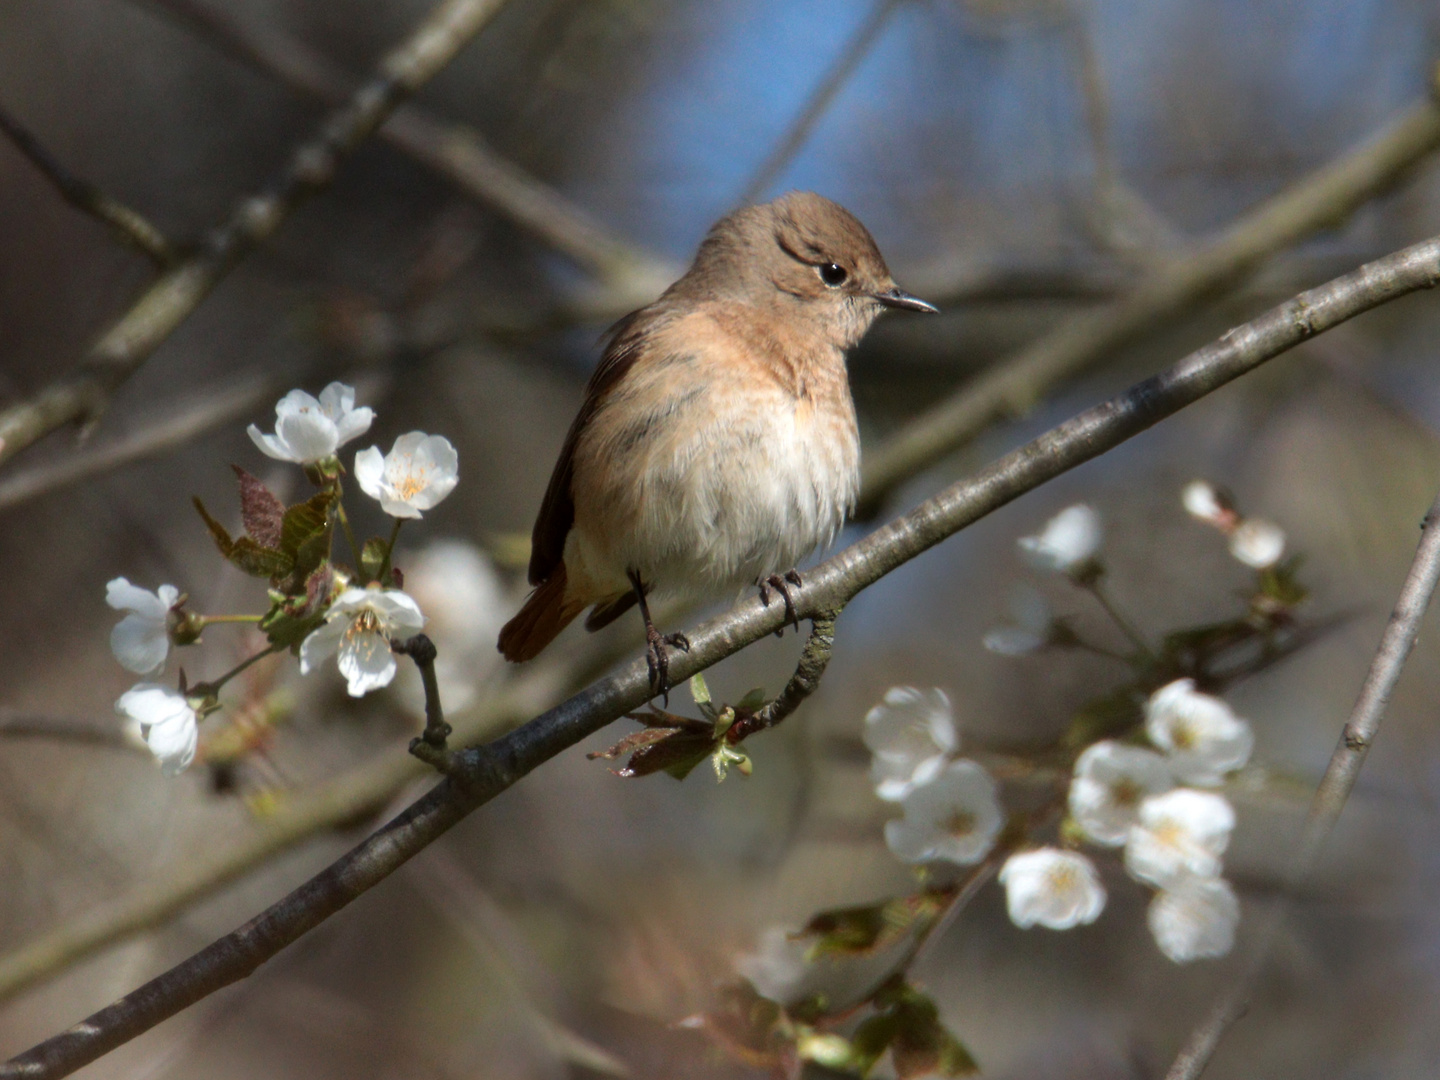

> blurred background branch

[
  {"left": 858, "top": 84, "right": 1440, "bottom": 516},
  {"left": 0, "top": 106, "right": 178, "bottom": 268},
  {"left": 0, "top": 0, "right": 512, "bottom": 470}
]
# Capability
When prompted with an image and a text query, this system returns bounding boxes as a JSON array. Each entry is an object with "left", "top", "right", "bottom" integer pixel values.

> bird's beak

[{"left": 875, "top": 287, "right": 938, "bottom": 313}]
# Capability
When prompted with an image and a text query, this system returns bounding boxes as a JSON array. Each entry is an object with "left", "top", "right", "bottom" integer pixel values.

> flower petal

[
  {"left": 105, "top": 577, "right": 165, "bottom": 617},
  {"left": 338, "top": 629, "right": 398, "bottom": 697},
  {"left": 354, "top": 446, "right": 385, "bottom": 500},
  {"left": 111, "top": 614, "right": 169, "bottom": 675},
  {"left": 1148, "top": 877, "right": 1239, "bottom": 962}
]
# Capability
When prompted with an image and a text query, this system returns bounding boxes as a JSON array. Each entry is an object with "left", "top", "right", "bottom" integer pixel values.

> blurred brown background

[{"left": 3, "top": 0, "right": 1440, "bottom": 1077}]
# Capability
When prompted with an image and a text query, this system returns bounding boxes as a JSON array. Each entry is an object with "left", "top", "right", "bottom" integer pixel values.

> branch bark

[
  {"left": 0, "top": 106, "right": 178, "bottom": 268},
  {"left": 1162, "top": 487, "right": 1440, "bottom": 1080},
  {"left": 136, "top": 0, "right": 676, "bottom": 301},
  {"left": 5, "top": 235, "right": 1438, "bottom": 1080},
  {"left": 856, "top": 89, "right": 1440, "bottom": 517},
  {"left": 0, "top": 0, "right": 512, "bottom": 471}
]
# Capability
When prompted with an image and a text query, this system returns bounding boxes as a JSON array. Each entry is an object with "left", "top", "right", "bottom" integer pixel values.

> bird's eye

[{"left": 818, "top": 263, "right": 848, "bottom": 287}]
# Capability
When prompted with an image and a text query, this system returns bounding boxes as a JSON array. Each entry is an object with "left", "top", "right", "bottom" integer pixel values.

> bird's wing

[{"left": 527, "top": 307, "right": 656, "bottom": 586}]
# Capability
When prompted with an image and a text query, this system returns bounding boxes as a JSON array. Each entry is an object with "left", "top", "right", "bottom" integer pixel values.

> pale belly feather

[{"left": 567, "top": 367, "right": 859, "bottom": 601}]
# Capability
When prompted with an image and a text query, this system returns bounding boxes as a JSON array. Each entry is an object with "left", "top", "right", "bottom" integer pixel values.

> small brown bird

[{"left": 498, "top": 191, "right": 936, "bottom": 693}]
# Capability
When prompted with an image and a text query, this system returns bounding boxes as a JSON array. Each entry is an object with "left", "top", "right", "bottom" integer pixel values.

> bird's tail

[{"left": 498, "top": 567, "right": 588, "bottom": 662}]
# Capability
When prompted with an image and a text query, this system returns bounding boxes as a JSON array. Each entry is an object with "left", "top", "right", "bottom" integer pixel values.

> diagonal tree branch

[
  {"left": 1162, "top": 486, "right": 1440, "bottom": 1080},
  {"left": 135, "top": 0, "right": 676, "bottom": 301},
  {"left": 0, "top": 0, "right": 513, "bottom": 471},
  {"left": 4, "top": 235, "right": 1438, "bottom": 1080},
  {"left": 856, "top": 87, "right": 1440, "bottom": 516},
  {"left": 0, "top": 106, "right": 179, "bottom": 268}
]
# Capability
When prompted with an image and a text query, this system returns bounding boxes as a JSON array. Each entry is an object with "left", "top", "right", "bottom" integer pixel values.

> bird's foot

[
  {"left": 758, "top": 570, "right": 803, "bottom": 636},
  {"left": 645, "top": 626, "right": 690, "bottom": 704}
]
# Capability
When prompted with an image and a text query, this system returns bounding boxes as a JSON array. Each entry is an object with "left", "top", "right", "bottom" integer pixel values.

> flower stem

[
  {"left": 334, "top": 499, "right": 363, "bottom": 570},
  {"left": 190, "top": 644, "right": 282, "bottom": 699},
  {"left": 198, "top": 614, "right": 263, "bottom": 626},
  {"left": 385, "top": 517, "right": 404, "bottom": 559},
  {"left": 1079, "top": 579, "right": 1152, "bottom": 660}
]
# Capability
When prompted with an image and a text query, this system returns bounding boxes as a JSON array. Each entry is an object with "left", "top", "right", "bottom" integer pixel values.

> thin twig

[
  {"left": 727, "top": 608, "right": 844, "bottom": 742},
  {"left": 0, "top": 0, "right": 513, "bottom": 471},
  {"left": 737, "top": 0, "right": 906, "bottom": 205},
  {"left": 0, "top": 105, "right": 179, "bottom": 268},
  {"left": 5, "top": 236, "right": 1438, "bottom": 1080},
  {"left": 134, "top": 0, "right": 675, "bottom": 300},
  {"left": 1162, "top": 489, "right": 1440, "bottom": 1080},
  {"left": 856, "top": 89, "right": 1440, "bottom": 516}
]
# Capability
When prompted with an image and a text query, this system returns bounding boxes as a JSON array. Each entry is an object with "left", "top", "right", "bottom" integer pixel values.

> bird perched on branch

[{"left": 498, "top": 191, "right": 936, "bottom": 695}]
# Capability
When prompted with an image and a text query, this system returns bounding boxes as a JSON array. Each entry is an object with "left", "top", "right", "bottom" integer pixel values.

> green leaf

[
  {"left": 280, "top": 491, "right": 334, "bottom": 585},
  {"left": 801, "top": 891, "right": 951, "bottom": 960},
  {"left": 360, "top": 537, "right": 390, "bottom": 584},
  {"left": 689, "top": 672, "right": 712, "bottom": 707},
  {"left": 735, "top": 687, "right": 768, "bottom": 712},
  {"left": 193, "top": 498, "right": 293, "bottom": 578},
  {"left": 849, "top": 1011, "right": 902, "bottom": 1074}
]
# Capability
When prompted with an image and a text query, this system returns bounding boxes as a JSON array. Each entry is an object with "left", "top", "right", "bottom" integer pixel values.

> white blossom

[
  {"left": 1148, "top": 876, "right": 1240, "bottom": 963},
  {"left": 884, "top": 759, "right": 1003, "bottom": 866},
  {"left": 299, "top": 587, "right": 425, "bottom": 697},
  {"left": 1181, "top": 480, "right": 1231, "bottom": 526},
  {"left": 1145, "top": 678, "right": 1254, "bottom": 786},
  {"left": 1018, "top": 504, "right": 1102, "bottom": 574},
  {"left": 999, "top": 848, "right": 1107, "bottom": 930},
  {"left": 395, "top": 540, "right": 507, "bottom": 714},
  {"left": 864, "top": 686, "right": 958, "bottom": 801},
  {"left": 1125, "top": 789, "right": 1235, "bottom": 888},
  {"left": 983, "top": 585, "right": 1053, "bottom": 656},
  {"left": 116, "top": 683, "right": 198, "bottom": 776},
  {"left": 106, "top": 577, "right": 179, "bottom": 675},
  {"left": 355, "top": 432, "right": 459, "bottom": 519},
  {"left": 1068, "top": 740, "right": 1173, "bottom": 846},
  {"left": 247, "top": 382, "right": 374, "bottom": 465},
  {"left": 1229, "top": 518, "right": 1286, "bottom": 569}
]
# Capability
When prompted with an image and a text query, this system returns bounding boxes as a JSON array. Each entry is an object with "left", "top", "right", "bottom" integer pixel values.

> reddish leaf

[{"left": 231, "top": 465, "right": 284, "bottom": 549}]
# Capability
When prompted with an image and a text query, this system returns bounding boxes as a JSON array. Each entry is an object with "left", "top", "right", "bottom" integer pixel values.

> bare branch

[
  {"left": 0, "top": 0, "right": 513, "bottom": 471},
  {"left": 1162, "top": 488, "right": 1440, "bottom": 1080},
  {"left": 0, "top": 710, "right": 143, "bottom": 753},
  {"left": 136, "top": 0, "right": 676, "bottom": 301},
  {"left": 0, "top": 373, "right": 275, "bottom": 513},
  {"left": 4, "top": 236, "right": 1437, "bottom": 1080},
  {"left": 738, "top": 0, "right": 905, "bottom": 205},
  {"left": 856, "top": 90, "right": 1440, "bottom": 516},
  {"left": 0, "top": 105, "right": 179, "bottom": 268}
]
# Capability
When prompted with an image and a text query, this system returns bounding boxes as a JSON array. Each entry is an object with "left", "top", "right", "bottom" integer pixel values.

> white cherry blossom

[
  {"left": 1229, "top": 518, "right": 1286, "bottom": 569},
  {"left": 106, "top": 577, "right": 179, "bottom": 675},
  {"left": 864, "top": 686, "right": 958, "bottom": 801},
  {"left": 116, "top": 683, "right": 198, "bottom": 776},
  {"left": 355, "top": 432, "right": 459, "bottom": 519},
  {"left": 1181, "top": 480, "right": 1232, "bottom": 526},
  {"left": 247, "top": 382, "right": 374, "bottom": 465},
  {"left": 1148, "top": 876, "right": 1240, "bottom": 963},
  {"left": 1018, "top": 504, "right": 1102, "bottom": 574},
  {"left": 1145, "top": 678, "right": 1254, "bottom": 786},
  {"left": 999, "top": 848, "right": 1107, "bottom": 930},
  {"left": 983, "top": 585, "right": 1054, "bottom": 656},
  {"left": 299, "top": 587, "right": 425, "bottom": 697},
  {"left": 884, "top": 759, "right": 1003, "bottom": 866},
  {"left": 1125, "top": 789, "right": 1235, "bottom": 888},
  {"left": 395, "top": 540, "right": 507, "bottom": 714},
  {"left": 1068, "top": 740, "right": 1173, "bottom": 846}
]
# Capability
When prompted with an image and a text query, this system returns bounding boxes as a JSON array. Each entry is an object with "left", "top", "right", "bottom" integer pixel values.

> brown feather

[
  {"left": 527, "top": 308, "right": 665, "bottom": 586},
  {"left": 583, "top": 591, "right": 638, "bottom": 632},
  {"left": 497, "top": 565, "right": 587, "bottom": 661}
]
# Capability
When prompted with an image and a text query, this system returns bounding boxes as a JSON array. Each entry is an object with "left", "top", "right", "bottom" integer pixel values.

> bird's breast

[{"left": 569, "top": 344, "right": 859, "bottom": 598}]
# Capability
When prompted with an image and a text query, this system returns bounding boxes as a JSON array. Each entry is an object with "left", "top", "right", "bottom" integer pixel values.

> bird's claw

[
  {"left": 645, "top": 628, "right": 690, "bottom": 704},
  {"left": 759, "top": 570, "right": 803, "bottom": 636}
]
